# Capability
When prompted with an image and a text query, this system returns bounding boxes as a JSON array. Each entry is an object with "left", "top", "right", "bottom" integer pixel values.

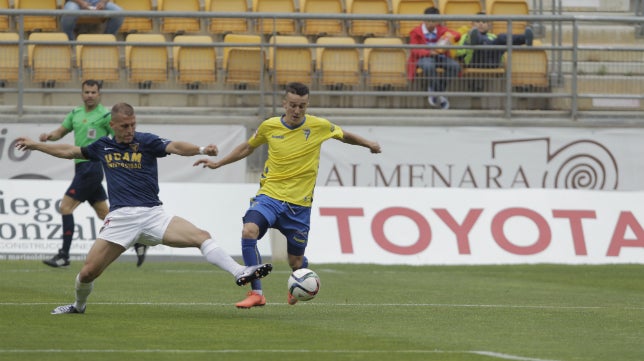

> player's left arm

[
  {"left": 339, "top": 130, "right": 382, "bottom": 154},
  {"left": 165, "top": 141, "right": 218, "bottom": 157}
]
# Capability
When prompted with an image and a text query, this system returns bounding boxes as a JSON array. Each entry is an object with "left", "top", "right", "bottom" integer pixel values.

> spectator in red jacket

[{"left": 407, "top": 7, "right": 461, "bottom": 109}]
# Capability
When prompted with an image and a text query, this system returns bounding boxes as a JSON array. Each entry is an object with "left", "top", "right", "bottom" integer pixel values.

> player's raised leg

[{"left": 162, "top": 216, "right": 272, "bottom": 286}]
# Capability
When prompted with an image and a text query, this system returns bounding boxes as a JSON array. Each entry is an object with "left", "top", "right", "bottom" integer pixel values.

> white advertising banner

[
  {"left": 0, "top": 124, "right": 247, "bottom": 183},
  {"left": 318, "top": 126, "right": 644, "bottom": 191},
  {"left": 1, "top": 180, "right": 642, "bottom": 265},
  {"left": 308, "top": 187, "right": 644, "bottom": 265},
  {"left": 0, "top": 180, "right": 269, "bottom": 259}
]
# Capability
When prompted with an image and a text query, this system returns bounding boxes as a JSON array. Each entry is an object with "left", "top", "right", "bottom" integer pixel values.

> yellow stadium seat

[
  {"left": 439, "top": 0, "right": 482, "bottom": 31},
  {"left": 315, "top": 36, "right": 360, "bottom": 88},
  {"left": 393, "top": 0, "right": 435, "bottom": 37},
  {"left": 0, "top": 32, "right": 20, "bottom": 85},
  {"left": 113, "top": 0, "right": 153, "bottom": 33},
  {"left": 0, "top": 0, "right": 11, "bottom": 32},
  {"left": 223, "top": 33, "right": 265, "bottom": 87},
  {"left": 509, "top": 48, "right": 548, "bottom": 88},
  {"left": 300, "top": 0, "right": 344, "bottom": 36},
  {"left": 206, "top": 0, "right": 249, "bottom": 35},
  {"left": 253, "top": 0, "right": 297, "bottom": 35},
  {"left": 487, "top": 0, "right": 529, "bottom": 35},
  {"left": 76, "top": 34, "right": 120, "bottom": 82},
  {"left": 346, "top": 0, "right": 391, "bottom": 37},
  {"left": 159, "top": 0, "right": 201, "bottom": 34},
  {"left": 125, "top": 33, "right": 168, "bottom": 86},
  {"left": 28, "top": 32, "right": 72, "bottom": 85},
  {"left": 268, "top": 35, "right": 312, "bottom": 86},
  {"left": 173, "top": 35, "right": 216, "bottom": 86},
  {"left": 16, "top": 0, "right": 59, "bottom": 33},
  {"left": 363, "top": 37, "right": 408, "bottom": 89}
]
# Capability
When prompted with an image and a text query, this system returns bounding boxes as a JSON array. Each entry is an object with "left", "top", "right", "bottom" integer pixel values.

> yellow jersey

[{"left": 248, "top": 114, "right": 344, "bottom": 207}]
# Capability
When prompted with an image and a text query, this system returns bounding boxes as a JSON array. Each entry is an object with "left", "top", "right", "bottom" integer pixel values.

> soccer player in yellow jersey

[{"left": 194, "top": 82, "right": 381, "bottom": 308}]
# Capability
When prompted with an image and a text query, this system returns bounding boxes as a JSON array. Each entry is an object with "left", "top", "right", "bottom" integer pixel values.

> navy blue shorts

[
  {"left": 242, "top": 194, "right": 311, "bottom": 256},
  {"left": 65, "top": 161, "right": 107, "bottom": 205}
]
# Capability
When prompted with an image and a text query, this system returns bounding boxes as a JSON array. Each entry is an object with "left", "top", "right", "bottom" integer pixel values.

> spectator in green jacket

[{"left": 457, "top": 12, "right": 533, "bottom": 69}]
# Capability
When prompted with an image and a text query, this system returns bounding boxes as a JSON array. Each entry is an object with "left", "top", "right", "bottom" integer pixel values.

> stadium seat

[
  {"left": 253, "top": 0, "right": 297, "bottom": 35},
  {"left": 125, "top": 33, "right": 168, "bottom": 86},
  {"left": 16, "top": 0, "right": 59, "bottom": 33},
  {"left": 223, "top": 33, "right": 265, "bottom": 87},
  {"left": 300, "top": 0, "right": 344, "bottom": 37},
  {"left": 315, "top": 36, "right": 360, "bottom": 88},
  {"left": 346, "top": 0, "right": 391, "bottom": 37},
  {"left": 363, "top": 37, "right": 408, "bottom": 89},
  {"left": 0, "top": 32, "right": 20, "bottom": 86},
  {"left": 268, "top": 35, "right": 312, "bottom": 86},
  {"left": 393, "top": 0, "right": 435, "bottom": 37},
  {"left": 76, "top": 34, "right": 120, "bottom": 83},
  {"left": 172, "top": 35, "right": 216, "bottom": 87},
  {"left": 158, "top": 0, "right": 201, "bottom": 34},
  {"left": 113, "top": 0, "right": 153, "bottom": 34},
  {"left": 206, "top": 0, "right": 249, "bottom": 35},
  {"left": 509, "top": 48, "right": 548, "bottom": 88},
  {"left": 439, "top": 0, "right": 482, "bottom": 31},
  {"left": 486, "top": 0, "right": 529, "bottom": 35},
  {"left": 28, "top": 32, "right": 72, "bottom": 85},
  {"left": 0, "top": 0, "right": 11, "bottom": 32}
]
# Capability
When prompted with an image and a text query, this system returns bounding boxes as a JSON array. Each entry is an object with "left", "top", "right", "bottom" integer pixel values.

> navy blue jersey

[{"left": 82, "top": 132, "right": 170, "bottom": 211}]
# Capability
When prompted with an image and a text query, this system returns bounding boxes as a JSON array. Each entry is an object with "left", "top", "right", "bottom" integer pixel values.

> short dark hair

[
  {"left": 424, "top": 6, "right": 439, "bottom": 15},
  {"left": 82, "top": 79, "right": 102, "bottom": 90},
  {"left": 284, "top": 82, "right": 309, "bottom": 97}
]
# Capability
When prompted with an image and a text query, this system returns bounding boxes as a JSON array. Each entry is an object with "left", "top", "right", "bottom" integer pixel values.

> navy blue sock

[
  {"left": 301, "top": 256, "right": 309, "bottom": 269},
  {"left": 241, "top": 238, "right": 262, "bottom": 290},
  {"left": 60, "top": 214, "right": 74, "bottom": 257}
]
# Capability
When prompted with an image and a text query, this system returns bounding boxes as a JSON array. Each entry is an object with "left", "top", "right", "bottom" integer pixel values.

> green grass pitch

[{"left": 0, "top": 260, "right": 642, "bottom": 361}]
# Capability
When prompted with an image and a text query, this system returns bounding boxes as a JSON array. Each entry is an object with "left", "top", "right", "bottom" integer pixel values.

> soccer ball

[{"left": 287, "top": 268, "right": 320, "bottom": 302}]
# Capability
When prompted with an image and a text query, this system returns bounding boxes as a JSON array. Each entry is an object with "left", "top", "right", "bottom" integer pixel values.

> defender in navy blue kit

[
  {"left": 39, "top": 80, "right": 148, "bottom": 268},
  {"left": 15, "top": 102, "right": 272, "bottom": 314}
]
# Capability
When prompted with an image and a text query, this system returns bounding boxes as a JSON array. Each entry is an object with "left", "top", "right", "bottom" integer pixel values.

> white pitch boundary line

[
  {"left": 0, "top": 349, "right": 562, "bottom": 361},
  {"left": 1, "top": 301, "right": 642, "bottom": 310}
]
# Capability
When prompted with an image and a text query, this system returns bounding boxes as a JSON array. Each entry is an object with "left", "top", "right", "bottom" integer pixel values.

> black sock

[{"left": 60, "top": 214, "right": 74, "bottom": 257}]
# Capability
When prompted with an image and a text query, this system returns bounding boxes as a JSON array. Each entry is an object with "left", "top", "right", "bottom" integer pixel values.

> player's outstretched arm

[
  {"left": 166, "top": 141, "right": 218, "bottom": 157},
  {"left": 194, "top": 142, "right": 255, "bottom": 170},
  {"left": 340, "top": 131, "right": 382, "bottom": 154},
  {"left": 14, "top": 137, "right": 84, "bottom": 159}
]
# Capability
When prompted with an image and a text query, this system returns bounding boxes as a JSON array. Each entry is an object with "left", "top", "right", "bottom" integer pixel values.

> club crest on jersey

[
  {"left": 129, "top": 143, "right": 139, "bottom": 152},
  {"left": 303, "top": 128, "right": 311, "bottom": 140}
]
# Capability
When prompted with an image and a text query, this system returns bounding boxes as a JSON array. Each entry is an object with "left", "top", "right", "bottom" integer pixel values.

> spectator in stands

[
  {"left": 15, "top": 102, "right": 273, "bottom": 314},
  {"left": 38, "top": 80, "right": 149, "bottom": 269},
  {"left": 407, "top": 6, "right": 462, "bottom": 110},
  {"left": 457, "top": 12, "right": 534, "bottom": 69},
  {"left": 194, "top": 82, "right": 381, "bottom": 309},
  {"left": 61, "top": 0, "right": 124, "bottom": 40}
]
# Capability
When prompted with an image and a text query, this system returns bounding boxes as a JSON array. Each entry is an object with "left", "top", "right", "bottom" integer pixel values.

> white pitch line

[
  {"left": 472, "top": 351, "right": 562, "bottom": 361},
  {"left": 0, "top": 349, "right": 562, "bottom": 361},
  {"left": 1, "top": 301, "right": 642, "bottom": 311}
]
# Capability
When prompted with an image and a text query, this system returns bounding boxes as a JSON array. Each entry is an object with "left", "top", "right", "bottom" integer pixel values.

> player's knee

[
  {"left": 59, "top": 204, "right": 75, "bottom": 214},
  {"left": 241, "top": 224, "right": 260, "bottom": 239}
]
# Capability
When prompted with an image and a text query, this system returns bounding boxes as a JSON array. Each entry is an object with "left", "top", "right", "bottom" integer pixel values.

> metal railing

[{"left": 0, "top": 9, "right": 643, "bottom": 122}]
